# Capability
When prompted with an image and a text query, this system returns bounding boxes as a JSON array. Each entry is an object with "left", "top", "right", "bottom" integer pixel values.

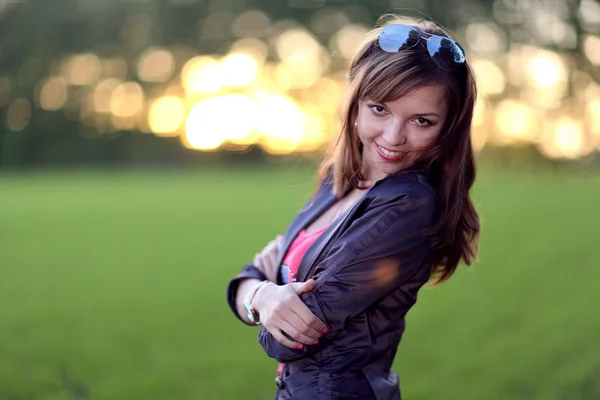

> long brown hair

[{"left": 318, "top": 15, "right": 480, "bottom": 284}]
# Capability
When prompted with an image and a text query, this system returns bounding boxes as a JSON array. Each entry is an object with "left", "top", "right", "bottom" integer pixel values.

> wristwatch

[{"left": 243, "top": 280, "right": 269, "bottom": 325}]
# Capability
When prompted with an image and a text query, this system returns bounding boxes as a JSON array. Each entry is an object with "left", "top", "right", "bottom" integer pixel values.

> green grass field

[{"left": 1, "top": 165, "right": 599, "bottom": 400}]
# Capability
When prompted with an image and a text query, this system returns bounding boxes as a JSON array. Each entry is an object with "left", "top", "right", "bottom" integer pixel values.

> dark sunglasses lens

[
  {"left": 426, "top": 36, "right": 466, "bottom": 69},
  {"left": 378, "top": 24, "right": 420, "bottom": 52}
]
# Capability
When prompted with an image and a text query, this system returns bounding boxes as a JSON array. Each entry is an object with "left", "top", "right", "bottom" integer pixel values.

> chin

[
  {"left": 372, "top": 164, "right": 404, "bottom": 180},
  {"left": 387, "top": 165, "right": 406, "bottom": 175},
  {"left": 390, "top": 159, "right": 422, "bottom": 175}
]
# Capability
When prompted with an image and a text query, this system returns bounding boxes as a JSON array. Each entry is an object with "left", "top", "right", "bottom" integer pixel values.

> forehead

[{"left": 382, "top": 84, "right": 447, "bottom": 113}]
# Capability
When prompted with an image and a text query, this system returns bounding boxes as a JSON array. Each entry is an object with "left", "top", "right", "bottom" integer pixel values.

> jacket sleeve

[
  {"left": 226, "top": 262, "right": 268, "bottom": 325},
  {"left": 258, "top": 187, "right": 436, "bottom": 362},
  {"left": 226, "top": 182, "right": 328, "bottom": 325}
]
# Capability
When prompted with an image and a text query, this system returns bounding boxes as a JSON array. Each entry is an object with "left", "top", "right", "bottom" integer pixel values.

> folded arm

[
  {"left": 226, "top": 262, "right": 268, "bottom": 325},
  {"left": 258, "top": 189, "right": 436, "bottom": 362}
]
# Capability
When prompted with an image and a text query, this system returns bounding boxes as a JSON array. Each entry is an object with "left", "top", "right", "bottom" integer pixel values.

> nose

[{"left": 382, "top": 121, "right": 407, "bottom": 146}]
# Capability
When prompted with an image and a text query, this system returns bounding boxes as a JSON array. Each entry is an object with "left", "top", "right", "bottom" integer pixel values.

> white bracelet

[{"left": 243, "top": 280, "right": 270, "bottom": 325}]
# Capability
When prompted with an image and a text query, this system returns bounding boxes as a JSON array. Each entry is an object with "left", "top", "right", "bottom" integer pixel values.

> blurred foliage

[{"left": 0, "top": 0, "right": 599, "bottom": 168}]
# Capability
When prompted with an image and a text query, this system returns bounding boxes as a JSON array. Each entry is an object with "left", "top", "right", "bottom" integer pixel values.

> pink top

[
  {"left": 280, "top": 226, "right": 327, "bottom": 284},
  {"left": 277, "top": 226, "right": 328, "bottom": 380}
]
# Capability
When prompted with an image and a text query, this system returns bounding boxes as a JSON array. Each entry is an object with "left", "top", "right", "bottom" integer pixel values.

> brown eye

[
  {"left": 415, "top": 117, "right": 432, "bottom": 126},
  {"left": 370, "top": 105, "right": 386, "bottom": 115}
]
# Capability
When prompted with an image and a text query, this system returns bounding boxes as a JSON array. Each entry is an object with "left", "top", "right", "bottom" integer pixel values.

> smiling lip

[{"left": 376, "top": 144, "right": 405, "bottom": 161}]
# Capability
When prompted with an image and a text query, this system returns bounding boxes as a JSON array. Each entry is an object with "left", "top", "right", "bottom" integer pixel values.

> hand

[
  {"left": 253, "top": 235, "right": 283, "bottom": 283},
  {"left": 253, "top": 279, "right": 328, "bottom": 349}
]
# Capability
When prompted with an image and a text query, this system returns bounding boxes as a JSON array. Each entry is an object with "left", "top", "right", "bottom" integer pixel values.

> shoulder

[
  {"left": 341, "top": 171, "right": 437, "bottom": 243},
  {"left": 367, "top": 171, "right": 437, "bottom": 215}
]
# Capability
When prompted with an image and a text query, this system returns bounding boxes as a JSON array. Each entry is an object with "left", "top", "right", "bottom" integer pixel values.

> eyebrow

[{"left": 413, "top": 113, "right": 440, "bottom": 118}]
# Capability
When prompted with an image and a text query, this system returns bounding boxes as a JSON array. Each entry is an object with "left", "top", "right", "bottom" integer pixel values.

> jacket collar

[
  {"left": 276, "top": 170, "right": 429, "bottom": 283},
  {"left": 275, "top": 179, "right": 338, "bottom": 283}
]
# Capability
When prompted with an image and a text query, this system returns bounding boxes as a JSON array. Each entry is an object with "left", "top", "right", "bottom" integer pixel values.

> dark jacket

[{"left": 226, "top": 171, "right": 438, "bottom": 399}]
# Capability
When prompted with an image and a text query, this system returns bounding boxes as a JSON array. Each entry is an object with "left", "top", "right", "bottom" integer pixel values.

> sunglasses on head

[{"left": 377, "top": 24, "right": 466, "bottom": 70}]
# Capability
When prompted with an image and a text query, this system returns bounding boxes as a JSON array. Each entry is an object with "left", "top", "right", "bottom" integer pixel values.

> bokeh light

[
  {"left": 310, "top": 8, "right": 350, "bottom": 37},
  {"left": 64, "top": 53, "right": 102, "bottom": 86},
  {"left": 493, "top": 99, "right": 540, "bottom": 144},
  {"left": 220, "top": 53, "right": 259, "bottom": 88},
  {"left": 110, "top": 82, "right": 144, "bottom": 118},
  {"left": 230, "top": 38, "right": 269, "bottom": 64},
  {"left": 5, "top": 6, "right": 598, "bottom": 162},
  {"left": 93, "top": 79, "right": 122, "bottom": 113},
  {"left": 148, "top": 96, "right": 186, "bottom": 136},
  {"left": 231, "top": 10, "right": 271, "bottom": 38},
  {"left": 275, "top": 28, "right": 330, "bottom": 89},
  {"left": 586, "top": 99, "right": 600, "bottom": 149},
  {"left": 583, "top": 35, "right": 600, "bottom": 65},
  {"left": 181, "top": 56, "right": 222, "bottom": 94},
  {"left": 472, "top": 59, "right": 506, "bottom": 96},
  {"left": 6, "top": 98, "right": 32, "bottom": 131},
  {"left": 330, "top": 25, "right": 369, "bottom": 60},
  {"left": 137, "top": 47, "right": 176, "bottom": 83},
  {"left": 184, "top": 95, "right": 257, "bottom": 151},
  {"left": 526, "top": 50, "right": 567, "bottom": 90},
  {"left": 472, "top": 96, "right": 490, "bottom": 152},
  {"left": 101, "top": 57, "right": 128, "bottom": 81},
  {"left": 37, "top": 77, "right": 69, "bottom": 111},
  {"left": 256, "top": 94, "right": 305, "bottom": 154},
  {"left": 578, "top": 0, "right": 600, "bottom": 30},
  {"left": 297, "top": 105, "right": 327, "bottom": 152},
  {"left": 465, "top": 22, "right": 506, "bottom": 54},
  {"left": 538, "top": 117, "right": 589, "bottom": 159}
]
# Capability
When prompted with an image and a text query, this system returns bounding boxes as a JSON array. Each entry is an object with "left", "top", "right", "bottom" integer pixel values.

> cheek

[
  {"left": 409, "top": 128, "right": 441, "bottom": 150},
  {"left": 357, "top": 115, "right": 383, "bottom": 142}
]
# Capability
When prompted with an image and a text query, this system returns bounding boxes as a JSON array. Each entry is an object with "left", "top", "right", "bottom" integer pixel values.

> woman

[{"left": 226, "top": 15, "right": 480, "bottom": 399}]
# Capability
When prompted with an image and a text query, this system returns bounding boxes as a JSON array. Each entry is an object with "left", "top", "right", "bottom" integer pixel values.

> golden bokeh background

[{"left": 1, "top": 1, "right": 599, "bottom": 162}]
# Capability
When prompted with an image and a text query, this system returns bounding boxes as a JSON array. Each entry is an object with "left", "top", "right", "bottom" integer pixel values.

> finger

[
  {"left": 265, "top": 251, "right": 278, "bottom": 270},
  {"left": 281, "top": 288, "right": 327, "bottom": 334},
  {"left": 285, "top": 311, "right": 323, "bottom": 340},
  {"left": 291, "top": 300, "right": 327, "bottom": 333},
  {"left": 290, "top": 279, "right": 316, "bottom": 295},
  {"left": 261, "top": 241, "right": 277, "bottom": 259},
  {"left": 268, "top": 326, "right": 303, "bottom": 349},
  {"left": 253, "top": 253, "right": 263, "bottom": 268},
  {"left": 267, "top": 239, "right": 278, "bottom": 250},
  {"left": 278, "top": 319, "right": 319, "bottom": 345},
  {"left": 288, "top": 280, "right": 327, "bottom": 332}
]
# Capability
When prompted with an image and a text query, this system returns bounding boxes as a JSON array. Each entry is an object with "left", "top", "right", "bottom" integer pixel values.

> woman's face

[{"left": 356, "top": 84, "right": 448, "bottom": 183}]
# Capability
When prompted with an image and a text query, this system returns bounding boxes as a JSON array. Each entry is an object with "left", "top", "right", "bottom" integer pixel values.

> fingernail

[
  {"left": 313, "top": 340, "right": 319, "bottom": 345},
  {"left": 296, "top": 344, "right": 303, "bottom": 349},
  {"left": 322, "top": 328, "right": 328, "bottom": 334}
]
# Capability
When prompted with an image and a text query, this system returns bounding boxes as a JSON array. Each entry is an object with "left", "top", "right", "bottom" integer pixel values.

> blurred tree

[{"left": 0, "top": 0, "right": 597, "bottom": 167}]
